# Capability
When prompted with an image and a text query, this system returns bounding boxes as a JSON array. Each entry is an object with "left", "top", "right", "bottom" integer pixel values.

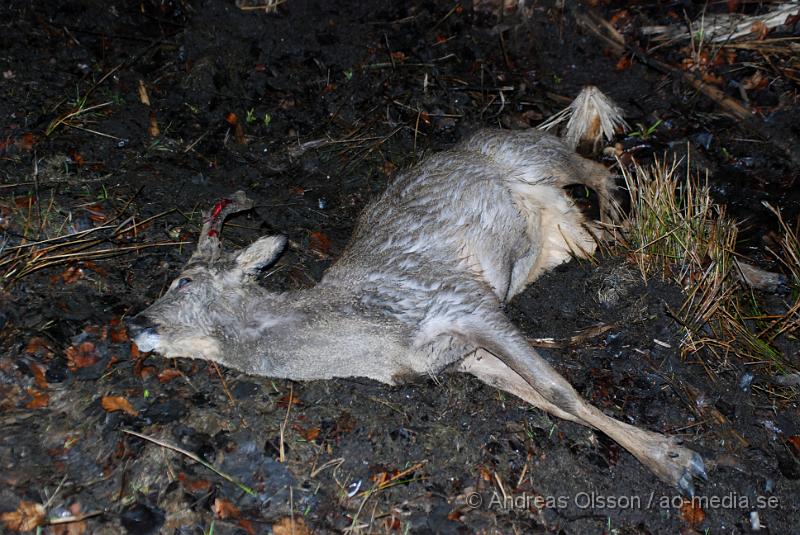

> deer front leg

[{"left": 444, "top": 317, "right": 707, "bottom": 494}]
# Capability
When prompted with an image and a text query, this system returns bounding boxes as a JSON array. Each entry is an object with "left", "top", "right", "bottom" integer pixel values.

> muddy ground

[{"left": 1, "top": 0, "right": 799, "bottom": 533}]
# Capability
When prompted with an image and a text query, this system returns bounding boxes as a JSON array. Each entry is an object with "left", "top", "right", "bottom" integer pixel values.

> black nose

[{"left": 125, "top": 315, "right": 158, "bottom": 338}]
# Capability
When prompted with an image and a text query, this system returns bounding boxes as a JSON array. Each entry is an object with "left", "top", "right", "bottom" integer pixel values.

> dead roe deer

[{"left": 127, "top": 128, "right": 707, "bottom": 494}]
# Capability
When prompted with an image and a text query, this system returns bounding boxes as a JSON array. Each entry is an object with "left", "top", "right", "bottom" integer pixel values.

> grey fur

[{"left": 128, "top": 129, "right": 707, "bottom": 493}]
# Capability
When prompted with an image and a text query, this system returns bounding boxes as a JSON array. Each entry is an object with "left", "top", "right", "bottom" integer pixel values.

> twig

[{"left": 122, "top": 429, "right": 256, "bottom": 495}]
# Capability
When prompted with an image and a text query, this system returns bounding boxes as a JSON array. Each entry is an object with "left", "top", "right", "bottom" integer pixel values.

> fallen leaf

[
  {"left": 65, "top": 341, "right": 100, "bottom": 370},
  {"left": 679, "top": 498, "right": 706, "bottom": 526},
  {"left": 0, "top": 500, "right": 46, "bottom": 532},
  {"left": 371, "top": 471, "right": 389, "bottom": 486},
  {"left": 478, "top": 465, "right": 492, "bottom": 481},
  {"left": 16, "top": 132, "right": 36, "bottom": 151},
  {"left": 84, "top": 204, "right": 107, "bottom": 223},
  {"left": 101, "top": 396, "right": 139, "bottom": 416},
  {"left": 309, "top": 231, "right": 331, "bottom": 255},
  {"left": 68, "top": 149, "right": 84, "bottom": 166},
  {"left": 272, "top": 517, "right": 311, "bottom": 535},
  {"left": 157, "top": 368, "right": 183, "bottom": 382},
  {"left": 225, "top": 112, "right": 238, "bottom": 125},
  {"left": 701, "top": 72, "right": 724, "bottom": 86},
  {"left": 14, "top": 196, "right": 34, "bottom": 208},
  {"left": 178, "top": 473, "right": 213, "bottom": 492},
  {"left": 109, "top": 317, "right": 128, "bottom": 343},
  {"left": 30, "top": 362, "right": 49, "bottom": 389},
  {"left": 615, "top": 55, "right": 632, "bottom": 71},
  {"left": 25, "top": 387, "right": 49, "bottom": 409},
  {"left": 59, "top": 265, "right": 85, "bottom": 284},
  {"left": 25, "top": 337, "right": 53, "bottom": 357},
  {"left": 299, "top": 426, "right": 320, "bottom": 442},
  {"left": 212, "top": 498, "right": 240, "bottom": 519},
  {"left": 277, "top": 392, "right": 301, "bottom": 408},
  {"left": 238, "top": 519, "right": 257, "bottom": 535},
  {"left": 384, "top": 517, "right": 402, "bottom": 531}
]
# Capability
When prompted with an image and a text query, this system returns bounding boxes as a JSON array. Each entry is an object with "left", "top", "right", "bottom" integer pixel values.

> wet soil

[{"left": 1, "top": 0, "right": 799, "bottom": 533}]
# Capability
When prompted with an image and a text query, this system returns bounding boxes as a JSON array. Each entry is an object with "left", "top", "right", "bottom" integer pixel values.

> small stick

[{"left": 122, "top": 429, "right": 256, "bottom": 495}]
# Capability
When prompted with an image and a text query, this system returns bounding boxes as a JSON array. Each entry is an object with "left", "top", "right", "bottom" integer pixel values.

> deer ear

[{"left": 233, "top": 235, "right": 287, "bottom": 276}]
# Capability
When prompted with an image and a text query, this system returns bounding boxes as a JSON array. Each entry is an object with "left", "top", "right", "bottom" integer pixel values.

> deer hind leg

[
  {"left": 447, "top": 316, "right": 707, "bottom": 494},
  {"left": 551, "top": 157, "right": 622, "bottom": 228}
]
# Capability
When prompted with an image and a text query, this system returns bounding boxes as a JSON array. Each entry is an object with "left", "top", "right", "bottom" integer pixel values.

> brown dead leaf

[
  {"left": 478, "top": 465, "right": 492, "bottom": 481},
  {"left": 276, "top": 392, "right": 301, "bottom": 408},
  {"left": 238, "top": 519, "right": 257, "bottom": 535},
  {"left": 101, "top": 396, "right": 139, "bottom": 416},
  {"left": 212, "top": 498, "right": 240, "bottom": 519},
  {"left": 390, "top": 51, "right": 407, "bottom": 62},
  {"left": 30, "top": 362, "right": 49, "bottom": 389},
  {"left": 65, "top": 341, "right": 100, "bottom": 370},
  {"left": 25, "top": 387, "right": 49, "bottom": 409},
  {"left": 14, "top": 196, "right": 34, "bottom": 208},
  {"left": 272, "top": 517, "right": 311, "bottom": 535},
  {"left": 109, "top": 317, "right": 128, "bottom": 343},
  {"left": 157, "top": 368, "right": 183, "bottom": 383},
  {"left": 225, "top": 112, "right": 238, "bottom": 125},
  {"left": 84, "top": 204, "right": 108, "bottom": 223},
  {"left": 371, "top": 471, "right": 390, "bottom": 486},
  {"left": 701, "top": 72, "right": 724, "bottom": 86},
  {"left": 16, "top": 132, "right": 37, "bottom": 151},
  {"left": 309, "top": 231, "right": 331, "bottom": 255},
  {"left": 679, "top": 498, "right": 706, "bottom": 526},
  {"left": 68, "top": 149, "right": 84, "bottom": 167},
  {"left": 300, "top": 426, "right": 320, "bottom": 442},
  {"left": 59, "top": 265, "right": 85, "bottom": 284},
  {"left": 25, "top": 337, "right": 53, "bottom": 358},
  {"left": 787, "top": 435, "right": 800, "bottom": 452},
  {"left": 0, "top": 500, "right": 46, "bottom": 532},
  {"left": 178, "top": 473, "right": 213, "bottom": 493},
  {"left": 720, "top": 47, "right": 737, "bottom": 65},
  {"left": 615, "top": 55, "right": 632, "bottom": 71},
  {"left": 276, "top": 392, "right": 301, "bottom": 409}
]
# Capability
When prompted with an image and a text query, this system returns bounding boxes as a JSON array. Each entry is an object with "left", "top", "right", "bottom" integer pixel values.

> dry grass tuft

[
  {"left": 0, "top": 192, "right": 181, "bottom": 287},
  {"left": 618, "top": 157, "right": 799, "bottom": 390},
  {"left": 539, "top": 85, "right": 629, "bottom": 151}
]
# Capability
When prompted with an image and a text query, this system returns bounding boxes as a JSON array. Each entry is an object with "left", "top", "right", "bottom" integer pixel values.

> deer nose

[{"left": 125, "top": 315, "right": 158, "bottom": 339}]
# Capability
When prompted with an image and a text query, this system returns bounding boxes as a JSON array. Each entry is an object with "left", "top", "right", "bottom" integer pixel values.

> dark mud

[{"left": 1, "top": 0, "right": 799, "bottom": 533}]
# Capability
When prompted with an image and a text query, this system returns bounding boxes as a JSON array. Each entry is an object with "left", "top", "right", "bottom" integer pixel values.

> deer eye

[{"left": 176, "top": 277, "right": 192, "bottom": 289}]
